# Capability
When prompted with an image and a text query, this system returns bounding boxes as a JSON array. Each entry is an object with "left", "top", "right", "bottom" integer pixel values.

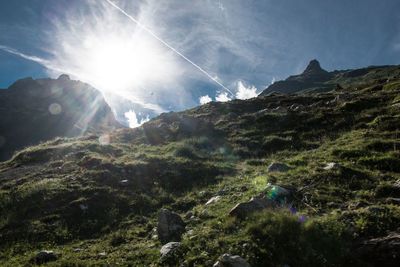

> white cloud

[
  {"left": 124, "top": 110, "right": 150, "bottom": 128},
  {"left": 216, "top": 92, "right": 231, "bottom": 102},
  {"left": 235, "top": 81, "right": 259, "bottom": 100},
  {"left": 199, "top": 95, "right": 212, "bottom": 105}
]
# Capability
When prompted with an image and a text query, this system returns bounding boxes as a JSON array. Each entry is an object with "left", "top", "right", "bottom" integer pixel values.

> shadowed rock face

[
  {"left": 0, "top": 75, "right": 122, "bottom": 161},
  {"left": 260, "top": 59, "right": 335, "bottom": 95},
  {"left": 301, "top": 59, "right": 328, "bottom": 78}
]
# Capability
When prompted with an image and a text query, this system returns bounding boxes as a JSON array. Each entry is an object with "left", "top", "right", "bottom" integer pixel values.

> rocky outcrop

[
  {"left": 0, "top": 76, "right": 122, "bottom": 161},
  {"left": 267, "top": 162, "right": 291, "bottom": 173},
  {"left": 230, "top": 184, "right": 294, "bottom": 219},
  {"left": 354, "top": 233, "right": 400, "bottom": 267},
  {"left": 160, "top": 242, "right": 184, "bottom": 265},
  {"left": 229, "top": 197, "right": 274, "bottom": 219},
  {"left": 157, "top": 209, "right": 186, "bottom": 244},
  {"left": 30, "top": 250, "right": 58, "bottom": 265},
  {"left": 259, "top": 59, "right": 335, "bottom": 96},
  {"left": 213, "top": 254, "right": 251, "bottom": 267}
]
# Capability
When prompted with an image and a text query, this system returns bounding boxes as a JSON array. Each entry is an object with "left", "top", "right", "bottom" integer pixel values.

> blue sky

[{"left": 1, "top": 0, "right": 400, "bottom": 116}]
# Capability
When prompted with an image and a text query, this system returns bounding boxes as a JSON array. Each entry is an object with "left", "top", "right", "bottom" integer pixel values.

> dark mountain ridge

[
  {"left": 0, "top": 75, "right": 121, "bottom": 161},
  {"left": 260, "top": 59, "right": 399, "bottom": 95}
]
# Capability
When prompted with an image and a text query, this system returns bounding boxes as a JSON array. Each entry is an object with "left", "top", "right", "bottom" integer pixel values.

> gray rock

[
  {"left": 30, "top": 250, "right": 58, "bottom": 265},
  {"left": 206, "top": 196, "right": 221, "bottom": 205},
  {"left": 229, "top": 197, "right": 274, "bottom": 219},
  {"left": 157, "top": 209, "right": 185, "bottom": 244},
  {"left": 184, "top": 211, "right": 194, "bottom": 220},
  {"left": 160, "top": 242, "right": 184, "bottom": 265},
  {"left": 160, "top": 242, "right": 181, "bottom": 258},
  {"left": 262, "top": 184, "right": 293, "bottom": 203},
  {"left": 323, "top": 162, "right": 342, "bottom": 170},
  {"left": 267, "top": 162, "right": 291, "bottom": 173},
  {"left": 354, "top": 232, "right": 400, "bottom": 267},
  {"left": 119, "top": 179, "right": 129, "bottom": 186},
  {"left": 213, "top": 254, "right": 251, "bottom": 267}
]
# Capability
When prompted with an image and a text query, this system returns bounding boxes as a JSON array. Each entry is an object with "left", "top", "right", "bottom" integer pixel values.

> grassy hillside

[{"left": 1, "top": 65, "right": 400, "bottom": 266}]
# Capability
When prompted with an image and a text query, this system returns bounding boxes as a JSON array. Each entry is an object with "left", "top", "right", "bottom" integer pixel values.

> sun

[
  {"left": 47, "top": 2, "right": 182, "bottom": 102},
  {"left": 83, "top": 35, "right": 163, "bottom": 91}
]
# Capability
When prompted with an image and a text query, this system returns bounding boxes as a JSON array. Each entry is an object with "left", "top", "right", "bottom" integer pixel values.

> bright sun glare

[
  {"left": 83, "top": 36, "right": 164, "bottom": 91},
  {"left": 48, "top": 2, "right": 182, "bottom": 102}
]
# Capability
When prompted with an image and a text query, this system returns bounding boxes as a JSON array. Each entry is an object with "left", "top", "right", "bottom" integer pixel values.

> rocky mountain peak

[{"left": 302, "top": 59, "right": 326, "bottom": 75}]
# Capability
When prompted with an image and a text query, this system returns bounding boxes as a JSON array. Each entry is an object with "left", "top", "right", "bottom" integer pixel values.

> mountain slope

[
  {"left": 0, "top": 75, "right": 122, "bottom": 161},
  {"left": 260, "top": 59, "right": 400, "bottom": 95},
  {"left": 0, "top": 64, "right": 400, "bottom": 266}
]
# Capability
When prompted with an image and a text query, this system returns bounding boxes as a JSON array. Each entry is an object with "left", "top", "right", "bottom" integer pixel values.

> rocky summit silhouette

[
  {"left": 0, "top": 75, "right": 121, "bottom": 161},
  {"left": 260, "top": 59, "right": 336, "bottom": 95}
]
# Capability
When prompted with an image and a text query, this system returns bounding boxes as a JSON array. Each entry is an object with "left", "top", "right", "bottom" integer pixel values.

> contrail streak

[
  {"left": 0, "top": 45, "right": 81, "bottom": 80},
  {"left": 104, "top": 0, "right": 234, "bottom": 95},
  {"left": 0, "top": 45, "right": 50, "bottom": 66}
]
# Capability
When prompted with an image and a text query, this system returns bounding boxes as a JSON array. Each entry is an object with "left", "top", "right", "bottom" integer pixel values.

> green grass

[{"left": 1, "top": 69, "right": 400, "bottom": 266}]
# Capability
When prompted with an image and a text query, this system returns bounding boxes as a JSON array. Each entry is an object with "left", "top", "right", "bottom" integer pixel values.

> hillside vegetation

[{"left": 1, "top": 64, "right": 400, "bottom": 266}]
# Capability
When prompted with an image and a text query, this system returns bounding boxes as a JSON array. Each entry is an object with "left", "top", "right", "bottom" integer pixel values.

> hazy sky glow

[{"left": 1, "top": 0, "right": 400, "bottom": 119}]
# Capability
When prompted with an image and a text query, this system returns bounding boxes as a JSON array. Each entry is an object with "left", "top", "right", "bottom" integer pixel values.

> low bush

[{"left": 246, "top": 211, "right": 350, "bottom": 267}]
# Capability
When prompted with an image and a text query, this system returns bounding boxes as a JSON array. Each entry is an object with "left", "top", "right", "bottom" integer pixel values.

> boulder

[
  {"left": 354, "top": 232, "right": 400, "bottom": 267},
  {"left": 263, "top": 184, "right": 293, "bottom": 203},
  {"left": 229, "top": 197, "right": 274, "bottom": 219},
  {"left": 160, "top": 242, "right": 184, "bottom": 265},
  {"left": 213, "top": 254, "right": 251, "bottom": 267},
  {"left": 157, "top": 209, "right": 185, "bottom": 244},
  {"left": 30, "top": 250, "right": 58, "bottom": 265},
  {"left": 267, "top": 162, "right": 291, "bottom": 173}
]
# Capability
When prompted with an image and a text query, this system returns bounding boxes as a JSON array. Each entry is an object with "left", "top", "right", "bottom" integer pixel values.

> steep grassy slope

[{"left": 0, "top": 65, "right": 400, "bottom": 266}]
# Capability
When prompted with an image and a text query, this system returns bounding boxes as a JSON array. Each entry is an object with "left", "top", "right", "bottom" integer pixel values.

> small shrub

[
  {"left": 174, "top": 144, "right": 199, "bottom": 159},
  {"left": 375, "top": 183, "right": 400, "bottom": 198},
  {"left": 359, "top": 155, "right": 400, "bottom": 172},
  {"left": 109, "top": 232, "right": 127, "bottom": 247},
  {"left": 262, "top": 136, "right": 293, "bottom": 153},
  {"left": 246, "top": 211, "right": 350, "bottom": 267}
]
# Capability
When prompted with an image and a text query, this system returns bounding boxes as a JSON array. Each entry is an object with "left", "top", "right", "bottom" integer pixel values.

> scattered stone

[
  {"left": 229, "top": 197, "right": 274, "bottom": 219},
  {"left": 213, "top": 254, "right": 251, "bottom": 267},
  {"left": 31, "top": 250, "right": 58, "bottom": 265},
  {"left": 79, "top": 204, "right": 88, "bottom": 211},
  {"left": 323, "top": 162, "right": 342, "bottom": 170},
  {"left": 157, "top": 209, "right": 185, "bottom": 244},
  {"left": 184, "top": 211, "right": 193, "bottom": 220},
  {"left": 289, "top": 104, "right": 304, "bottom": 112},
  {"left": 385, "top": 197, "right": 400, "bottom": 205},
  {"left": 160, "top": 242, "right": 184, "bottom": 265},
  {"left": 199, "top": 209, "right": 212, "bottom": 219},
  {"left": 73, "top": 248, "right": 83, "bottom": 253},
  {"left": 119, "top": 179, "right": 129, "bottom": 186},
  {"left": 206, "top": 196, "right": 221, "bottom": 206},
  {"left": 218, "top": 187, "right": 229, "bottom": 195},
  {"left": 267, "top": 162, "right": 291, "bottom": 173},
  {"left": 98, "top": 252, "right": 107, "bottom": 257},
  {"left": 272, "top": 106, "right": 287, "bottom": 113},
  {"left": 262, "top": 184, "right": 293, "bottom": 203}
]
